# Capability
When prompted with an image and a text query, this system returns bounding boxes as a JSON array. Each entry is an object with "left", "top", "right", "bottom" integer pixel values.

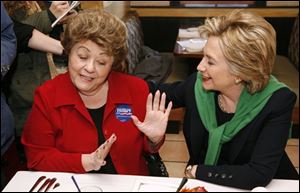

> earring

[{"left": 235, "top": 79, "right": 241, "bottom": 84}]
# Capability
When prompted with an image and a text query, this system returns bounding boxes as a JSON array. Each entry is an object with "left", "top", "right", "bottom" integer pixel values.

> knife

[
  {"left": 44, "top": 178, "right": 57, "bottom": 192},
  {"left": 176, "top": 177, "right": 188, "bottom": 192},
  {"left": 29, "top": 176, "right": 46, "bottom": 192},
  {"left": 37, "top": 178, "right": 51, "bottom": 192}
]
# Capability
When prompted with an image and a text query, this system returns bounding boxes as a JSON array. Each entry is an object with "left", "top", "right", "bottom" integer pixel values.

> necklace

[{"left": 218, "top": 94, "right": 230, "bottom": 113}]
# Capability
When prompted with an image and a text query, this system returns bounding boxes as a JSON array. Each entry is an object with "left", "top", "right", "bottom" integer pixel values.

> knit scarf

[{"left": 194, "top": 73, "right": 286, "bottom": 165}]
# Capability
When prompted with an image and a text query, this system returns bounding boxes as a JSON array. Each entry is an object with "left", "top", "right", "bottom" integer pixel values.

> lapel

[
  {"left": 227, "top": 123, "right": 253, "bottom": 163},
  {"left": 53, "top": 72, "right": 133, "bottom": 127},
  {"left": 53, "top": 73, "right": 94, "bottom": 126}
]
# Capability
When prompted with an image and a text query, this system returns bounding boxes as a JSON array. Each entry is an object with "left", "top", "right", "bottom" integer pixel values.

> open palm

[{"left": 132, "top": 91, "right": 172, "bottom": 144}]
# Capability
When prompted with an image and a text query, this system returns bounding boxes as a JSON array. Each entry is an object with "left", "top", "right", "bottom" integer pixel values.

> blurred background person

[
  {"left": 2, "top": 2, "right": 73, "bottom": 186},
  {"left": 1, "top": 1, "right": 17, "bottom": 189},
  {"left": 3, "top": 1, "right": 76, "bottom": 142},
  {"left": 1, "top": 1, "right": 17, "bottom": 158}
]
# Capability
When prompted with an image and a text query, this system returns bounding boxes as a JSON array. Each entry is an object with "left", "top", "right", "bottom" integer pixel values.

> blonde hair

[
  {"left": 198, "top": 9, "right": 276, "bottom": 94},
  {"left": 61, "top": 9, "right": 128, "bottom": 72}
]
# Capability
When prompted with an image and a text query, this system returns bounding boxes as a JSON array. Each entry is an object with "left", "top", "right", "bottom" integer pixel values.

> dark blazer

[{"left": 149, "top": 72, "right": 298, "bottom": 189}]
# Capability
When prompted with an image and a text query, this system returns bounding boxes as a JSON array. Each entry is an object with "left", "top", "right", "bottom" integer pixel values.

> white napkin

[{"left": 177, "top": 39, "right": 207, "bottom": 52}]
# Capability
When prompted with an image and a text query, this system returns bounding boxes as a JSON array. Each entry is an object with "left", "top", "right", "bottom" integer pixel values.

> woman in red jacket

[{"left": 21, "top": 10, "right": 172, "bottom": 175}]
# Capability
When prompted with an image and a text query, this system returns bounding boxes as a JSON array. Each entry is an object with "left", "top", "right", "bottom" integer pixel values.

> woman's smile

[{"left": 80, "top": 74, "right": 94, "bottom": 82}]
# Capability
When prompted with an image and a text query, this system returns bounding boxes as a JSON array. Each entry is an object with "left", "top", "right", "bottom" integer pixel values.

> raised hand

[
  {"left": 81, "top": 134, "right": 116, "bottom": 172},
  {"left": 132, "top": 91, "right": 172, "bottom": 144},
  {"left": 49, "top": 1, "right": 70, "bottom": 19},
  {"left": 49, "top": 1, "right": 78, "bottom": 25}
]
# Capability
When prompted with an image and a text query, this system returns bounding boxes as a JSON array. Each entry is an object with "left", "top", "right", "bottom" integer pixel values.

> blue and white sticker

[{"left": 115, "top": 104, "right": 132, "bottom": 122}]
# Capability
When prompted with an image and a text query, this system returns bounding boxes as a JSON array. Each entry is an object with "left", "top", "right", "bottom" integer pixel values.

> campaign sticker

[{"left": 115, "top": 104, "right": 132, "bottom": 122}]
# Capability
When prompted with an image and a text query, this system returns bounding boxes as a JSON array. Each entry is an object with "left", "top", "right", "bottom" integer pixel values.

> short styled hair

[
  {"left": 61, "top": 9, "right": 128, "bottom": 72},
  {"left": 198, "top": 9, "right": 276, "bottom": 94}
]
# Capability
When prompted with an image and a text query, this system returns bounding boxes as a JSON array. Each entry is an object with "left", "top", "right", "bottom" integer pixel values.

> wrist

[
  {"left": 149, "top": 134, "right": 164, "bottom": 144},
  {"left": 148, "top": 136, "right": 163, "bottom": 148},
  {"left": 81, "top": 154, "right": 94, "bottom": 172}
]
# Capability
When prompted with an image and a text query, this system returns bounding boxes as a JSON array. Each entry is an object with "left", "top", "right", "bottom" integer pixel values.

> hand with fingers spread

[
  {"left": 81, "top": 134, "right": 117, "bottom": 172},
  {"left": 132, "top": 91, "right": 172, "bottom": 145}
]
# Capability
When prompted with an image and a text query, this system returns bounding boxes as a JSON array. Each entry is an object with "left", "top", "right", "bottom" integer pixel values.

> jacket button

[
  {"left": 208, "top": 172, "right": 212, "bottom": 178},
  {"left": 221, "top": 173, "right": 226, "bottom": 179},
  {"left": 228, "top": 175, "right": 233, "bottom": 179},
  {"left": 214, "top": 173, "right": 219, "bottom": 178}
]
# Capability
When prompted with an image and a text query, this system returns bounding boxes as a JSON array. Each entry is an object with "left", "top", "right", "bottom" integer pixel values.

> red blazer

[{"left": 22, "top": 71, "right": 161, "bottom": 175}]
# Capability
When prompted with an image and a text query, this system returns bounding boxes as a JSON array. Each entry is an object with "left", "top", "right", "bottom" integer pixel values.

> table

[{"left": 2, "top": 171, "right": 299, "bottom": 192}]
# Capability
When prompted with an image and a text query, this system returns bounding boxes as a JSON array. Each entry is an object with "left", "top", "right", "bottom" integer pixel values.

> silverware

[
  {"left": 44, "top": 178, "right": 57, "bottom": 192},
  {"left": 37, "top": 178, "right": 51, "bottom": 192},
  {"left": 53, "top": 183, "right": 60, "bottom": 189},
  {"left": 176, "top": 177, "right": 188, "bottom": 192},
  {"left": 71, "top": 175, "right": 81, "bottom": 192},
  {"left": 29, "top": 176, "right": 46, "bottom": 192}
]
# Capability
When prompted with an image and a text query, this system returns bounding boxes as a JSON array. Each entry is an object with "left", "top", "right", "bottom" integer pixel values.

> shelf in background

[{"left": 130, "top": 7, "right": 299, "bottom": 18}]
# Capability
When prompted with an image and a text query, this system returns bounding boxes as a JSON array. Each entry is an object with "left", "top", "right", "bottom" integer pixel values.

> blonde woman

[{"left": 149, "top": 9, "right": 298, "bottom": 189}]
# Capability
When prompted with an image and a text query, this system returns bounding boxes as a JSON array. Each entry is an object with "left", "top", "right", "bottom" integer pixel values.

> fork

[
  {"left": 37, "top": 178, "right": 51, "bottom": 192},
  {"left": 29, "top": 176, "right": 46, "bottom": 192},
  {"left": 44, "top": 178, "right": 57, "bottom": 192}
]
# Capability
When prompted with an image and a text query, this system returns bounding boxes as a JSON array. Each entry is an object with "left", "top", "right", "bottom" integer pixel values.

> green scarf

[{"left": 194, "top": 73, "right": 286, "bottom": 165}]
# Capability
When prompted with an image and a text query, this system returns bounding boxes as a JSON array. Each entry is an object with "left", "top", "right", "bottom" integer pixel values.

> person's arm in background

[
  {"left": 1, "top": 1, "right": 16, "bottom": 78},
  {"left": 20, "top": 1, "right": 70, "bottom": 34},
  {"left": 29, "top": 29, "right": 63, "bottom": 55},
  {"left": 13, "top": 20, "right": 63, "bottom": 55}
]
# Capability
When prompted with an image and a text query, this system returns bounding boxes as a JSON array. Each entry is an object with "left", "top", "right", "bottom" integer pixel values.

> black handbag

[{"left": 144, "top": 152, "right": 169, "bottom": 177}]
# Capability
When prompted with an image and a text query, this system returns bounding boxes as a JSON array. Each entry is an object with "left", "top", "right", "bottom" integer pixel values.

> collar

[{"left": 54, "top": 71, "right": 133, "bottom": 108}]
